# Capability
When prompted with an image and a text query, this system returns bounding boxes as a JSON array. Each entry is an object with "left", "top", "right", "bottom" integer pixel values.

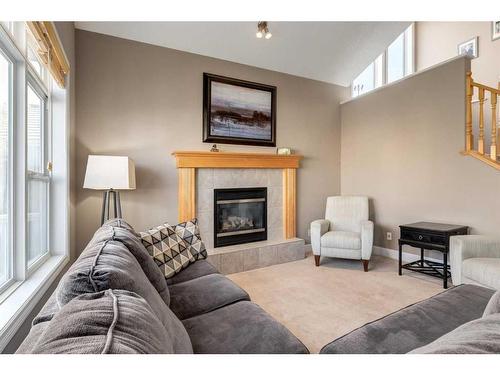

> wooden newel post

[
  {"left": 465, "top": 72, "right": 474, "bottom": 151},
  {"left": 491, "top": 92, "right": 498, "bottom": 161}
]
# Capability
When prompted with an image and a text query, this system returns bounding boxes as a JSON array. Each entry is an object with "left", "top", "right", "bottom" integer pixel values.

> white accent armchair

[
  {"left": 310, "top": 196, "right": 374, "bottom": 271},
  {"left": 450, "top": 235, "right": 500, "bottom": 290}
]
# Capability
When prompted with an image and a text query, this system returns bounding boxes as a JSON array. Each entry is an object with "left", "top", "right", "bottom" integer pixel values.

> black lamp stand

[{"left": 101, "top": 189, "right": 122, "bottom": 225}]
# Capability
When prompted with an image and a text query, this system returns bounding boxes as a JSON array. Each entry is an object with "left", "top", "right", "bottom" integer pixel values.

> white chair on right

[
  {"left": 450, "top": 235, "right": 500, "bottom": 290},
  {"left": 310, "top": 196, "right": 374, "bottom": 271}
]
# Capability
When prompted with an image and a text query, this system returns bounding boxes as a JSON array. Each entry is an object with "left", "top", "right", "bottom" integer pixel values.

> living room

[{"left": 1, "top": 0, "right": 500, "bottom": 372}]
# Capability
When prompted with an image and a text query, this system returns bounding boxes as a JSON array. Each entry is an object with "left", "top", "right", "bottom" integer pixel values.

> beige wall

[
  {"left": 341, "top": 56, "right": 500, "bottom": 255},
  {"left": 416, "top": 22, "right": 500, "bottom": 87},
  {"left": 75, "top": 30, "right": 348, "bottom": 253}
]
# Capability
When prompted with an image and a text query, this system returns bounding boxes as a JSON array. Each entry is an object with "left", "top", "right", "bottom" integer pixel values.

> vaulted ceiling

[{"left": 75, "top": 22, "right": 411, "bottom": 86}]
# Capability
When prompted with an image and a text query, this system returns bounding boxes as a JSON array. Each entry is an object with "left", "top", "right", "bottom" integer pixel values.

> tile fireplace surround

[{"left": 172, "top": 151, "right": 306, "bottom": 274}]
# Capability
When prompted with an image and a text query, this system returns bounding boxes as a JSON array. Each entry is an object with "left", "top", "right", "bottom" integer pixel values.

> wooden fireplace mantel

[
  {"left": 172, "top": 151, "right": 302, "bottom": 169},
  {"left": 172, "top": 151, "right": 302, "bottom": 239}
]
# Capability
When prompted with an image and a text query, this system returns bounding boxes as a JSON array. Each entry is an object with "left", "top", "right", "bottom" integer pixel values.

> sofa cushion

[
  {"left": 321, "top": 231, "right": 361, "bottom": 250},
  {"left": 101, "top": 218, "right": 139, "bottom": 236},
  {"left": 182, "top": 301, "right": 309, "bottom": 354},
  {"left": 483, "top": 290, "right": 500, "bottom": 317},
  {"left": 169, "top": 273, "right": 250, "bottom": 320},
  {"left": 89, "top": 223, "right": 170, "bottom": 306},
  {"left": 319, "top": 284, "right": 495, "bottom": 354},
  {"left": 167, "top": 259, "right": 218, "bottom": 285},
  {"left": 140, "top": 223, "right": 194, "bottom": 279},
  {"left": 462, "top": 258, "right": 500, "bottom": 290},
  {"left": 56, "top": 232, "right": 192, "bottom": 353},
  {"left": 410, "top": 313, "right": 500, "bottom": 354},
  {"left": 24, "top": 290, "right": 175, "bottom": 354},
  {"left": 172, "top": 218, "right": 208, "bottom": 261}
]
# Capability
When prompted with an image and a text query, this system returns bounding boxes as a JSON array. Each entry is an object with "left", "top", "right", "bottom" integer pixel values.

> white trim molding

[
  {"left": 0, "top": 255, "right": 68, "bottom": 352},
  {"left": 373, "top": 245, "right": 442, "bottom": 264}
]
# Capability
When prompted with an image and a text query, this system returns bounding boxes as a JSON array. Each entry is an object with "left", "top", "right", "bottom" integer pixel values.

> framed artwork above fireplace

[{"left": 203, "top": 73, "right": 277, "bottom": 147}]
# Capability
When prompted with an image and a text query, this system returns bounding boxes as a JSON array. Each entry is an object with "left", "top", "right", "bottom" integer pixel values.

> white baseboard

[
  {"left": 303, "top": 244, "right": 312, "bottom": 256},
  {"left": 373, "top": 245, "right": 442, "bottom": 263}
]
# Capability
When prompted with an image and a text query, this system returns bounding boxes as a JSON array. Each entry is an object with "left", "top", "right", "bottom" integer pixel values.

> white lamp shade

[{"left": 83, "top": 155, "right": 136, "bottom": 190}]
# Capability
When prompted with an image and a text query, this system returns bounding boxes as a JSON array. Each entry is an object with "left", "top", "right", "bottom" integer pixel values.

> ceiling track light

[{"left": 256, "top": 21, "right": 272, "bottom": 39}]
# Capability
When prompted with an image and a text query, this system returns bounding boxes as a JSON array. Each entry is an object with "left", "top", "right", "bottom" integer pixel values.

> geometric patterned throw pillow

[
  {"left": 139, "top": 223, "right": 194, "bottom": 279},
  {"left": 171, "top": 218, "right": 207, "bottom": 261}
]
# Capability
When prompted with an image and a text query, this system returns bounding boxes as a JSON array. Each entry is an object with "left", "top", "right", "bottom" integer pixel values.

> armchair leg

[
  {"left": 314, "top": 255, "right": 320, "bottom": 267},
  {"left": 362, "top": 260, "right": 369, "bottom": 272}
]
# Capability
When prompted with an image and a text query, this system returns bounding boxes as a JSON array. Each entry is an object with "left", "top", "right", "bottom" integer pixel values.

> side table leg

[
  {"left": 443, "top": 252, "right": 448, "bottom": 289},
  {"left": 398, "top": 242, "right": 402, "bottom": 275}
]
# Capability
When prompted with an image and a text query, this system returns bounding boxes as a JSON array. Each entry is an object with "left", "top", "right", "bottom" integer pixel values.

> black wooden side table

[{"left": 398, "top": 222, "right": 468, "bottom": 289}]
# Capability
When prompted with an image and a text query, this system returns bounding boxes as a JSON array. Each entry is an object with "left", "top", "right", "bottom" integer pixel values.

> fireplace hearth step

[{"left": 206, "top": 237, "right": 306, "bottom": 275}]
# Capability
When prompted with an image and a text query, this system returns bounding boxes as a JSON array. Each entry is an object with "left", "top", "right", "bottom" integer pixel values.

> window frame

[
  {"left": 25, "top": 73, "right": 51, "bottom": 275},
  {"left": 351, "top": 23, "right": 415, "bottom": 98},
  {"left": 0, "top": 47, "right": 14, "bottom": 295},
  {"left": 0, "top": 22, "right": 69, "bottom": 352}
]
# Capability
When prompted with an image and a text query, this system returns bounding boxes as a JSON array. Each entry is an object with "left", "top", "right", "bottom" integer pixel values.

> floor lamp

[{"left": 83, "top": 155, "right": 136, "bottom": 225}]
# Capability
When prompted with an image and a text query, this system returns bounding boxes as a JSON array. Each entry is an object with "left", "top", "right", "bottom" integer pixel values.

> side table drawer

[{"left": 400, "top": 229, "right": 447, "bottom": 245}]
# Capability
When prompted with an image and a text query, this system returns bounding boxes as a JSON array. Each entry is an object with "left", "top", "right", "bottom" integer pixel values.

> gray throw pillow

[
  {"left": 410, "top": 313, "right": 500, "bottom": 354},
  {"left": 483, "top": 290, "right": 500, "bottom": 317},
  {"left": 30, "top": 290, "right": 175, "bottom": 354}
]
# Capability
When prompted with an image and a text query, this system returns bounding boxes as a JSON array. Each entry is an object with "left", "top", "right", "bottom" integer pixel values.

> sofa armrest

[
  {"left": 360, "top": 220, "right": 374, "bottom": 260},
  {"left": 310, "top": 219, "right": 330, "bottom": 255},
  {"left": 450, "top": 235, "right": 500, "bottom": 286}
]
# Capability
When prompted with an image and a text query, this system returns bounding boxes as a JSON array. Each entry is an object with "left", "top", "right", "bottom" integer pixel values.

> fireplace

[{"left": 214, "top": 187, "right": 267, "bottom": 247}]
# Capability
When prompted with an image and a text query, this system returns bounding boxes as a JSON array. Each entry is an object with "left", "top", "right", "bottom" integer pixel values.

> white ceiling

[{"left": 75, "top": 22, "right": 411, "bottom": 86}]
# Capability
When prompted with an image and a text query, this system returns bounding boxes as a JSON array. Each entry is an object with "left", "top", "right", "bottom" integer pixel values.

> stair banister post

[
  {"left": 466, "top": 72, "right": 474, "bottom": 151},
  {"left": 491, "top": 91, "right": 498, "bottom": 161},
  {"left": 478, "top": 88, "right": 485, "bottom": 154}
]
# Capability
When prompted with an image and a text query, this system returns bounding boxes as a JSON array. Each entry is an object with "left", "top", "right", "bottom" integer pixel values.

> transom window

[{"left": 351, "top": 24, "right": 414, "bottom": 97}]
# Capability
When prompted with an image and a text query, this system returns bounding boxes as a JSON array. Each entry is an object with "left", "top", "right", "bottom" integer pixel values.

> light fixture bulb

[
  {"left": 265, "top": 32, "right": 272, "bottom": 39},
  {"left": 256, "top": 31, "right": 263, "bottom": 38}
]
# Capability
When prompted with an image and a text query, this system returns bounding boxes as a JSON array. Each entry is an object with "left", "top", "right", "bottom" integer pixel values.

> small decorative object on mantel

[
  {"left": 457, "top": 37, "right": 478, "bottom": 59},
  {"left": 277, "top": 147, "right": 292, "bottom": 155},
  {"left": 210, "top": 144, "right": 219, "bottom": 152},
  {"left": 492, "top": 21, "right": 500, "bottom": 41},
  {"left": 203, "top": 73, "right": 276, "bottom": 147}
]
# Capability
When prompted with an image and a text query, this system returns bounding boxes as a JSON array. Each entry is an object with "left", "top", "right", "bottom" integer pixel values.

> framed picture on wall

[
  {"left": 203, "top": 73, "right": 276, "bottom": 147},
  {"left": 493, "top": 21, "right": 500, "bottom": 41},
  {"left": 457, "top": 37, "right": 479, "bottom": 59}
]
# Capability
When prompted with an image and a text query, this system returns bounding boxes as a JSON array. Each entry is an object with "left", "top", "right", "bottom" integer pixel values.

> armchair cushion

[
  {"left": 462, "top": 258, "right": 500, "bottom": 290},
  {"left": 325, "top": 196, "right": 368, "bottom": 233},
  {"left": 321, "top": 231, "right": 361, "bottom": 250}
]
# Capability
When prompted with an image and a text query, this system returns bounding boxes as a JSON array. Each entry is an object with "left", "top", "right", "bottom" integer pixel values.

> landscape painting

[{"left": 203, "top": 73, "right": 276, "bottom": 146}]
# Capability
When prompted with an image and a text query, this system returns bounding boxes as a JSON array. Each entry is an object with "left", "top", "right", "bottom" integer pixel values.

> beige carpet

[{"left": 227, "top": 254, "right": 443, "bottom": 353}]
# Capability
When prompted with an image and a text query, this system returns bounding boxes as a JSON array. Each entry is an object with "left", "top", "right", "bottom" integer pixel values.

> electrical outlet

[{"left": 386, "top": 232, "right": 392, "bottom": 241}]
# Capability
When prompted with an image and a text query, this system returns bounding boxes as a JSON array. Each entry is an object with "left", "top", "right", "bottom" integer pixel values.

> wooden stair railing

[{"left": 463, "top": 72, "right": 500, "bottom": 170}]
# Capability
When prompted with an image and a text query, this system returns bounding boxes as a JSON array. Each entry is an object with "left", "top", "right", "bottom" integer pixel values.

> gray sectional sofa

[
  {"left": 16, "top": 219, "right": 309, "bottom": 354},
  {"left": 320, "top": 284, "right": 497, "bottom": 354}
]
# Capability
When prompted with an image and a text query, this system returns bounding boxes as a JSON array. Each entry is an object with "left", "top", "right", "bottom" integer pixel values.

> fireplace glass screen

[{"left": 214, "top": 187, "right": 267, "bottom": 247}]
